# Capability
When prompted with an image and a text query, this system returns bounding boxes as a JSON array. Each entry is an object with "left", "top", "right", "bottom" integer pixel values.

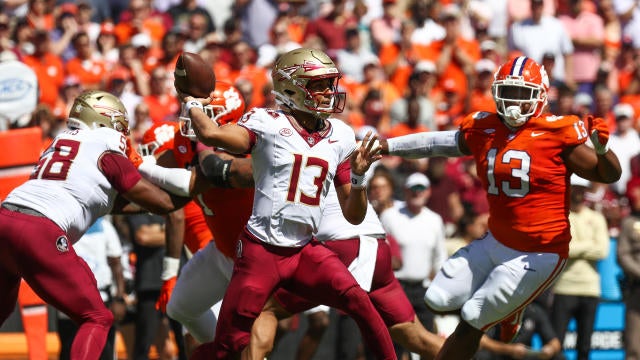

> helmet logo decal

[
  {"left": 509, "top": 56, "right": 528, "bottom": 76},
  {"left": 302, "top": 60, "right": 324, "bottom": 72},
  {"left": 223, "top": 88, "right": 242, "bottom": 111}
]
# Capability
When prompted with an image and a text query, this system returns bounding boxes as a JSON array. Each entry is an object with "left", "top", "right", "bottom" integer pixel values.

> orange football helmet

[
  {"left": 179, "top": 82, "right": 246, "bottom": 139},
  {"left": 492, "top": 56, "right": 549, "bottom": 127},
  {"left": 139, "top": 121, "right": 179, "bottom": 156}
]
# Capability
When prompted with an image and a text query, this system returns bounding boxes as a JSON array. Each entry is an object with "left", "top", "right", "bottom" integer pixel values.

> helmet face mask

[
  {"left": 179, "top": 82, "right": 245, "bottom": 140},
  {"left": 272, "top": 48, "right": 346, "bottom": 119},
  {"left": 492, "top": 56, "right": 549, "bottom": 128},
  {"left": 68, "top": 90, "right": 129, "bottom": 135}
]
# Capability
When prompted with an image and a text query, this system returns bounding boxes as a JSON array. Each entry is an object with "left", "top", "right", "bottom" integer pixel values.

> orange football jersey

[
  {"left": 459, "top": 111, "right": 589, "bottom": 257},
  {"left": 196, "top": 187, "right": 254, "bottom": 259}
]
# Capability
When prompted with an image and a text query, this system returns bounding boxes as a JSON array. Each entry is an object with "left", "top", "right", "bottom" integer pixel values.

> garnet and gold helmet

[
  {"left": 492, "top": 56, "right": 549, "bottom": 128},
  {"left": 68, "top": 90, "right": 129, "bottom": 134},
  {"left": 271, "top": 48, "right": 346, "bottom": 119}
]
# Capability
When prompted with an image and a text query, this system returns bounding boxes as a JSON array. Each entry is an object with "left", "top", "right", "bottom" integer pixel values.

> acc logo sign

[
  {"left": 280, "top": 128, "right": 292, "bottom": 137},
  {"left": 0, "top": 78, "right": 34, "bottom": 101},
  {"left": 56, "top": 236, "right": 69, "bottom": 253}
]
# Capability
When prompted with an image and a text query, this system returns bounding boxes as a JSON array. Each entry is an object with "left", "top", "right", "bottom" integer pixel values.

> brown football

[{"left": 174, "top": 52, "right": 216, "bottom": 98}]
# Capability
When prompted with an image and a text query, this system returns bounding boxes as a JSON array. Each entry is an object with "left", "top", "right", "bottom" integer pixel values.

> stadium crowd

[{"left": 0, "top": 0, "right": 639, "bottom": 359}]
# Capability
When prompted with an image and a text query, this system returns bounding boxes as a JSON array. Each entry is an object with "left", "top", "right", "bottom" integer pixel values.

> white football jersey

[
  {"left": 4, "top": 127, "right": 128, "bottom": 243},
  {"left": 315, "top": 185, "right": 385, "bottom": 241},
  {"left": 239, "top": 108, "right": 356, "bottom": 247}
]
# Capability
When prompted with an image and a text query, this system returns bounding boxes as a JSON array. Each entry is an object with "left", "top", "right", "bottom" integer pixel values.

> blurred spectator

[
  {"left": 618, "top": 176, "right": 640, "bottom": 360},
  {"left": 95, "top": 22, "right": 119, "bottom": 69},
  {"left": 379, "top": 172, "right": 447, "bottom": 341},
  {"left": 508, "top": 0, "right": 574, "bottom": 86},
  {"left": 256, "top": 16, "right": 301, "bottom": 69},
  {"left": 426, "top": 4, "right": 481, "bottom": 104},
  {"left": 76, "top": 1, "right": 101, "bottom": 44},
  {"left": 389, "top": 64, "right": 437, "bottom": 131},
  {"left": 479, "top": 39, "right": 502, "bottom": 72},
  {"left": 142, "top": 66, "right": 179, "bottom": 124},
  {"left": 468, "top": 58, "right": 497, "bottom": 113},
  {"left": 25, "top": 0, "right": 54, "bottom": 31},
  {"left": 65, "top": 32, "right": 107, "bottom": 90},
  {"left": 507, "top": 0, "right": 556, "bottom": 23},
  {"left": 234, "top": 77, "right": 254, "bottom": 112},
  {"left": 167, "top": 0, "right": 215, "bottom": 35},
  {"left": 609, "top": 103, "right": 640, "bottom": 195},
  {"left": 593, "top": 85, "right": 616, "bottom": 129},
  {"left": 48, "top": 5, "right": 78, "bottom": 60},
  {"left": 235, "top": 0, "right": 278, "bottom": 48},
  {"left": 551, "top": 174, "right": 609, "bottom": 360},
  {"left": 433, "top": 78, "right": 467, "bottom": 130},
  {"left": 573, "top": 92, "right": 594, "bottom": 118},
  {"left": 551, "top": 83, "right": 574, "bottom": 115},
  {"left": 22, "top": 29, "right": 63, "bottom": 110},
  {"left": 598, "top": 0, "right": 622, "bottom": 65},
  {"left": 541, "top": 52, "right": 567, "bottom": 107},
  {"left": 12, "top": 17, "right": 35, "bottom": 57},
  {"left": 445, "top": 209, "right": 488, "bottom": 256},
  {"left": 114, "top": 43, "right": 150, "bottom": 97},
  {"left": 182, "top": 12, "right": 209, "bottom": 53},
  {"left": 409, "top": 0, "right": 444, "bottom": 46},
  {"left": 350, "top": 59, "right": 399, "bottom": 134},
  {"left": 336, "top": 27, "right": 378, "bottom": 83},
  {"left": 0, "top": 13, "right": 17, "bottom": 61},
  {"left": 559, "top": 0, "right": 605, "bottom": 94},
  {"left": 386, "top": 95, "right": 429, "bottom": 138},
  {"left": 131, "top": 102, "right": 152, "bottom": 144},
  {"left": 51, "top": 75, "right": 83, "bottom": 122},
  {"left": 425, "top": 157, "right": 465, "bottom": 236},
  {"left": 227, "top": 40, "right": 269, "bottom": 109},
  {"left": 303, "top": 0, "right": 356, "bottom": 56},
  {"left": 200, "top": 32, "right": 232, "bottom": 84},
  {"left": 114, "top": 0, "right": 167, "bottom": 48},
  {"left": 369, "top": 0, "right": 401, "bottom": 52},
  {"left": 379, "top": 19, "right": 430, "bottom": 95},
  {"left": 474, "top": 0, "right": 509, "bottom": 42},
  {"left": 614, "top": 0, "right": 640, "bottom": 49},
  {"left": 456, "top": 158, "right": 489, "bottom": 218}
]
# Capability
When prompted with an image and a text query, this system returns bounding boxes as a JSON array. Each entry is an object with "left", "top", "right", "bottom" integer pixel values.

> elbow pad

[
  {"left": 387, "top": 131, "right": 462, "bottom": 158},
  {"left": 200, "top": 153, "right": 232, "bottom": 188}
]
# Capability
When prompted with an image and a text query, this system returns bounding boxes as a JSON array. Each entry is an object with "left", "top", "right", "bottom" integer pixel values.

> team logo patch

[
  {"left": 178, "top": 145, "right": 187, "bottom": 153},
  {"left": 236, "top": 240, "right": 243, "bottom": 259},
  {"left": 280, "top": 128, "right": 292, "bottom": 137},
  {"left": 56, "top": 236, "right": 69, "bottom": 253}
]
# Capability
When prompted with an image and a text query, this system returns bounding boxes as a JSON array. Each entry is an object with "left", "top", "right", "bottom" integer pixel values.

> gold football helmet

[
  {"left": 271, "top": 48, "right": 345, "bottom": 119},
  {"left": 68, "top": 90, "right": 129, "bottom": 134}
]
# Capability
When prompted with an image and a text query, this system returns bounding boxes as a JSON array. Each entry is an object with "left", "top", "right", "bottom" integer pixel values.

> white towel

[{"left": 347, "top": 235, "right": 379, "bottom": 292}]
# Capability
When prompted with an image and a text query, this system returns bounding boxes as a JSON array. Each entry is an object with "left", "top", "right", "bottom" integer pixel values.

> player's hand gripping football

[
  {"left": 156, "top": 277, "right": 177, "bottom": 313},
  {"left": 587, "top": 116, "right": 610, "bottom": 155},
  {"left": 125, "top": 137, "right": 144, "bottom": 168},
  {"left": 350, "top": 131, "right": 382, "bottom": 177}
]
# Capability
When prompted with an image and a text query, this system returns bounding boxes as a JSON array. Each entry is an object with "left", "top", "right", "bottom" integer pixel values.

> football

[{"left": 174, "top": 52, "right": 216, "bottom": 98}]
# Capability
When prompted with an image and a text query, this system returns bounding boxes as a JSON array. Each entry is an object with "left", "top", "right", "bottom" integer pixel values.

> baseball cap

[
  {"left": 100, "top": 22, "right": 115, "bottom": 36},
  {"left": 131, "top": 33, "right": 152, "bottom": 48},
  {"left": 440, "top": 4, "right": 461, "bottom": 20},
  {"left": 475, "top": 59, "right": 496, "bottom": 74},
  {"left": 614, "top": 103, "right": 635, "bottom": 119},
  {"left": 405, "top": 173, "right": 430, "bottom": 191},
  {"left": 414, "top": 60, "right": 436, "bottom": 74},
  {"left": 574, "top": 92, "right": 593, "bottom": 107},
  {"left": 480, "top": 40, "right": 497, "bottom": 52}
]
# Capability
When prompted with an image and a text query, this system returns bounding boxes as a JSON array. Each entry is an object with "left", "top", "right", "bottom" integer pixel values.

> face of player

[
  {"left": 306, "top": 78, "right": 335, "bottom": 109},
  {"left": 497, "top": 85, "right": 534, "bottom": 114}
]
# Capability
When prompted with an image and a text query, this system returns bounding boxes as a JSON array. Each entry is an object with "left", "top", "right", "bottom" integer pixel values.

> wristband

[
  {"left": 161, "top": 256, "right": 180, "bottom": 281},
  {"left": 185, "top": 100, "right": 204, "bottom": 115},
  {"left": 113, "top": 296, "right": 126, "bottom": 303},
  {"left": 351, "top": 171, "right": 367, "bottom": 189}
]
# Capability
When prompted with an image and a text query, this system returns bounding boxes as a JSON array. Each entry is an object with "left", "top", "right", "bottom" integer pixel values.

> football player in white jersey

[
  {"left": 179, "top": 48, "right": 395, "bottom": 359},
  {"left": 0, "top": 90, "right": 191, "bottom": 360}
]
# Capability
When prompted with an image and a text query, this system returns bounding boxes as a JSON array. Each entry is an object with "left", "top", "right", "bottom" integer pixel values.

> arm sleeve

[
  {"left": 99, "top": 152, "right": 142, "bottom": 193},
  {"left": 334, "top": 159, "right": 351, "bottom": 187}
]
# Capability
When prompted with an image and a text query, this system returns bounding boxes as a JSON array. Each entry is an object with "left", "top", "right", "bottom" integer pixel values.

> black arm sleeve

[{"left": 199, "top": 153, "right": 232, "bottom": 188}]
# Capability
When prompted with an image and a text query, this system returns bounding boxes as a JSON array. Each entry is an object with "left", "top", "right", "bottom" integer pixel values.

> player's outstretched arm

[
  {"left": 183, "top": 97, "right": 251, "bottom": 154},
  {"left": 336, "top": 131, "right": 382, "bottom": 225},
  {"left": 379, "top": 130, "right": 470, "bottom": 158}
]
